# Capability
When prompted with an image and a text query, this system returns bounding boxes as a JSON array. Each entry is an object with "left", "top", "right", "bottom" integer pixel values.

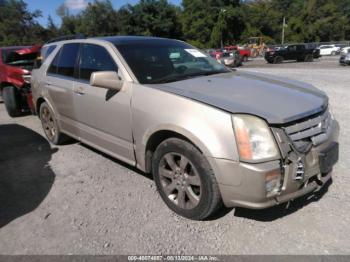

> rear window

[
  {"left": 1, "top": 48, "right": 22, "bottom": 63},
  {"left": 1, "top": 47, "right": 37, "bottom": 68}
]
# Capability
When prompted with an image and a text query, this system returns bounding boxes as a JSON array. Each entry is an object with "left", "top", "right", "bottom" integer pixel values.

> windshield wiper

[
  {"left": 185, "top": 70, "right": 229, "bottom": 77},
  {"left": 148, "top": 74, "right": 188, "bottom": 84},
  {"left": 149, "top": 70, "right": 229, "bottom": 84}
]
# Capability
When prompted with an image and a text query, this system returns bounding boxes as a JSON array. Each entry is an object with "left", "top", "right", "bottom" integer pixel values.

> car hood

[{"left": 148, "top": 71, "right": 328, "bottom": 124}]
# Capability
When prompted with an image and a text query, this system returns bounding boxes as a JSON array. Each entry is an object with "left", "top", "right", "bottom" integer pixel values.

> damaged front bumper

[{"left": 215, "top": 118, "right": 340, "bottom": 209}]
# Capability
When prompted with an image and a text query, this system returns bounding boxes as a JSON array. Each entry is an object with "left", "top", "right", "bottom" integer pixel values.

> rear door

[
  {"left": 73, "top": 43, "right": 134, "bottom": 165},
  {"left": 296, "top": 45, "right": 305, "bottom": 60},
  {"left": 45, "top": 43, "right": 80, "bottom": 135},
  {"left": 286, "top": 45, "right": 297, "bottom": 60}
]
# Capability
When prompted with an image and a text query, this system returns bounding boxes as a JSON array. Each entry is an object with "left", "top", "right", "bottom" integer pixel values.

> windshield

[{"left": 116, "top": 41, "right": 229, "bottom": 84}]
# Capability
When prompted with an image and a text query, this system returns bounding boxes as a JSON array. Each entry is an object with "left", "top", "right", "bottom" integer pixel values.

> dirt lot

[{"left": 0, "top": 56, "right": 349, "bottom": 255}]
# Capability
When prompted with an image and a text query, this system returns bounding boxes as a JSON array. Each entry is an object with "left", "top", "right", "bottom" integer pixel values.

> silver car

[{"left": 31, "top": 36, "right": 339, "bottom": 220}]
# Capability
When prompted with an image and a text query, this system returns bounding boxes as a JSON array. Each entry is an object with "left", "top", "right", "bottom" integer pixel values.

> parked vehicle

[
  {"left": 339, "top": 48, "right": 350, "bottom": 65},
  {"left": 318, "top": 45, "right": 340, "bottom": 56},
  {"left": 225, "top": 46, "right": 251, "bottom": 62},
  {"left": 219, "top": 50, "right": 242, "bottom": 67},
  {"left": 340, "top": 46, "right": 350, "bottom": 55},
  {"left": 0, "top": 45, "right": 41, "bottom": 116},
  {"left": 32, "top": 36, "right": 339, "bottom": 220},
  {"left": 246, "top": 37, "right": 266, "bottom": 57},
  {"left": 265, "top": 44, "right": 318, "bottom": 64}
]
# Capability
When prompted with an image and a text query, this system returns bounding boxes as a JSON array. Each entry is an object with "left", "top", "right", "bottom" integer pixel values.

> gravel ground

[{"left": 0, "top": 56, "right": 349, "bottom": 255}]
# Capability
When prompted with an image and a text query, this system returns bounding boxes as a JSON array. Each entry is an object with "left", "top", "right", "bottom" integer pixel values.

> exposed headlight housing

[
  {"left": 265, "top": 169, "right": 282, "bottom": 197},
  {"left": 232, "top": 114, "right": 279, "bottom": 162}
]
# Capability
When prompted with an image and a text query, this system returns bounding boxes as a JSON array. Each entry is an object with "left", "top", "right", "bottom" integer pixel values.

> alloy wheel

[
  {"left": 158, "top": 153, "right": 201, "bottom": 209},
  {"left": 41, "top": 106, "right": 56, "bottom": 141}
]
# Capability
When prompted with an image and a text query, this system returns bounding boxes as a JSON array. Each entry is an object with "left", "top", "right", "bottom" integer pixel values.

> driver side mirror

[{"left": 90, "top": 71, "right": 123, "bottom": 91}]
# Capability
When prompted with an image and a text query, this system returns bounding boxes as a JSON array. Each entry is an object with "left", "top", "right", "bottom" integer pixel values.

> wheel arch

[
  {"left": 142, "top": 127, "right": 211, "bottom": 174},
  {"left": 0, "top": 82, "right": 15, "bottom": 90},
  {"left": 35, "top": 97, "right": 56, "bottom": 118}
]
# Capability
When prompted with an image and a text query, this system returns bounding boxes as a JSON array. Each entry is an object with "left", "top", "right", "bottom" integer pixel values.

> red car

[
  {"left": 225, "top": 46, "right": 251, "bottom": 62},
  {"left": 0, "top": 45, "right": 41, "bottom": 117}
]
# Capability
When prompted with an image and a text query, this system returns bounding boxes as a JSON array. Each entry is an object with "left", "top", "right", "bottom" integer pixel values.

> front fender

[{"left": 132, "top": 83, "right": 239, "bottom": 172}]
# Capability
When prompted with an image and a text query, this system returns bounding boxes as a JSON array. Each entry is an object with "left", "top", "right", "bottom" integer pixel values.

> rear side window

[
  {"left": 48, "top": 43, "right": 79, "bottom": 77},
  {"left": 47, "top": 49, "right": 60, "bottom": 74},
  {"left": 42, "top": 45, "right": 57, "bottom": 62},
  {"left": 57, "top": 43, "right": 80, "bottom": 77},
  {"left": 79, "top": 44, "right": 117, "bottom": 81}
]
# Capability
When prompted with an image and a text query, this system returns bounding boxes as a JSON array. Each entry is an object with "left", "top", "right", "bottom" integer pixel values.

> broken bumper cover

[{"left": 214, "top": 119, "right": 339, "bottom": 209}]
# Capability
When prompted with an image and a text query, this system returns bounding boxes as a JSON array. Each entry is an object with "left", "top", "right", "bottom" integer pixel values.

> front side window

[
  {"left": 116, "top": 40, "right": 229, "bottom": 84},
  {"left": 288, "top": 46, "right": 297, "bottom": 51},
  {"left": 79, "top": 44, "right": 117, "bottom": 81}
]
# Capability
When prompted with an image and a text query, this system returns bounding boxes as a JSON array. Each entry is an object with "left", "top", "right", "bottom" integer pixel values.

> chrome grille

[{"left": 283, "top": 110, "right": 332, "bottom": 152}]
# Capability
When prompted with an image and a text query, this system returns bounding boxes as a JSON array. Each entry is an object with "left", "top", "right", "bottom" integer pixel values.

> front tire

[
  {"left": 273, "top": 56, "right": 284, "bottom": 64},
  {"left": 39, "top": 102, "right": 70, "bottom": 145},
  {"left": 152, "top": 138, "right": 223, "bottom": 220},
  {"left": 2, "top": 86, "right": 22, "bottom": 117}
]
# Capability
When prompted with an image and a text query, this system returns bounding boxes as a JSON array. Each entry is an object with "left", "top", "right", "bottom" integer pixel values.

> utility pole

[
  {"left": 220, "top": 8, "right": 226, "bottom": 49},
  {"left": 282, "top": 17, "right": 286, "bottom": 45}
]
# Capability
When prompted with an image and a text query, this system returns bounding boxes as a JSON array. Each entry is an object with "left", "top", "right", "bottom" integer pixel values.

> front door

[{"left": 73, "top": 43, "right": 135, "bottom": 165}]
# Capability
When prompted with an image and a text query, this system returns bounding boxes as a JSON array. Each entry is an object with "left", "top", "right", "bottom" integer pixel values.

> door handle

[{"left": 74, "top": 86, "right": 85, "bottom": 95}]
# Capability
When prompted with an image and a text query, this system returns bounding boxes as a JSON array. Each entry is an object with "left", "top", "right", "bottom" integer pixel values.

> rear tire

[
  {"left": 304, "top": 54, "right": 314, "bottom": 62},
  {"left": 152, "top": 138, "right": 223, "bottom": 220},
  {"left": 39, "top": 102, "right": 71, "bottom": 145},
  {"left": 2, "top": 85, "right": 22, "bottom": 117}
]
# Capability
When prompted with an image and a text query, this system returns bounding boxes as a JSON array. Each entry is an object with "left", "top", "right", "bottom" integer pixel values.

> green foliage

[
  {"left": 0, "top": 0, "right": 45, "bottom": 45},
  {"left": 76, "top": 0, "right": 119, "bottom": 37},
  {"left": 0, "top": 0, "right": 349, "bottom": 47},
  {"left": 119, "top": 0, "right": 182, "bottom": 38}
]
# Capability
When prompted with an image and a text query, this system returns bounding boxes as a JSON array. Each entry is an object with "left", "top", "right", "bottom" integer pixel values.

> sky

[{"left": 24, "top": 0, "right": 182, "bottom": 27}]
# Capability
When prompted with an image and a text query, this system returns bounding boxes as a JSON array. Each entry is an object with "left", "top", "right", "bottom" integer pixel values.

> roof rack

[{"left": 46, "top": 34, "right": 86, "bottom": 44}]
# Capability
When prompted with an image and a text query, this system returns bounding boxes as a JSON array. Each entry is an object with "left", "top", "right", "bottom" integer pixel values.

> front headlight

[{"left": 232, "top": 114, "right": 279, "bottom": 161}]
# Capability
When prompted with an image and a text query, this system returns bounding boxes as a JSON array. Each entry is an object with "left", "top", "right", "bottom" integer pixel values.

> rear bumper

[{"left": 213, "top": 120, "right": 339, "bottom": 209}]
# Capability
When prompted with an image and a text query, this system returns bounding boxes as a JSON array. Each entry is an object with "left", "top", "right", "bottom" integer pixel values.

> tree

[
  {"left": 182, "top": 0, "right": 244, "bottom": 48},
  {"left": 119, "top": 0, "right": 182, "bottom": 38},
  {"left": 0, "top": 0, "right": 45, "bottom": 45},
  {"left": 56, "top": 3, "right": 81, "bottom": 35},
  {"left": 76, "top": 0, "right": 119, "bottom": 37}
]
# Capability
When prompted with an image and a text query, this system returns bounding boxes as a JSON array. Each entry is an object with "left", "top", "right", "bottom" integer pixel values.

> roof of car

[
  {"left": 96, "top": 36, "right": 179, "bottom": 45},
  {"left": 43, "top": 35, "right": 184, "bottom": 47}
]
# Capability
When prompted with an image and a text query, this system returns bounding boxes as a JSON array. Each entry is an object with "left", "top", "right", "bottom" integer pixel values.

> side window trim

[
  {"left": 74, "top": 43, "right": 82, "bottom": 80},
  {"left": 46, "top": 47, "right": 62, "bottom": 76}
]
